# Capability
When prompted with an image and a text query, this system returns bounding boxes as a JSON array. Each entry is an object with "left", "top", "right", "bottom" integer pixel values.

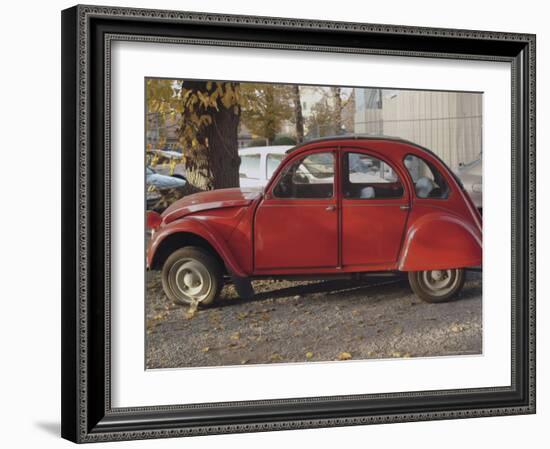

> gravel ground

[{"left": 145, "top": 271, "right": 481, "bottom": 369}]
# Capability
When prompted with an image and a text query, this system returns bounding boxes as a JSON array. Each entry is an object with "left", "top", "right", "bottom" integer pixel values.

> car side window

[
  {"left": 272, "top": 152, "right": 334, "bottom": 199},
  {"left": 239, "top": 154, "right": 261, "bottom": 180},
  {"left": 344, "top": 153, "right": 404, "bottom": 199},
  {"left": 404, "top": 154, "right": 449, "bottom": 199}
]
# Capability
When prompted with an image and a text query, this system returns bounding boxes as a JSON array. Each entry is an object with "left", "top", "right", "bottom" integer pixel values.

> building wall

[{"left": 355, "top": 89, "right": 482, "bottom": 170}]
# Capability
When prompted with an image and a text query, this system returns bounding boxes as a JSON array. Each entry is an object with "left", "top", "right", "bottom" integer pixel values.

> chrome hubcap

[
  {"left": 421, "top": 269, "right": 459, "bottom": 296},
  {"left": 169, "top": 258, "right": 212, "bottom": 303}
]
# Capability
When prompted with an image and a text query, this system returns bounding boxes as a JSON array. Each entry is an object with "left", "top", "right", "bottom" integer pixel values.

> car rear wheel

[
  {"left": 408, "top": 268, "right": 465, "bottom": 303},
  {"left": 161, "top": 246, "right": 223, "bottom": 306}
]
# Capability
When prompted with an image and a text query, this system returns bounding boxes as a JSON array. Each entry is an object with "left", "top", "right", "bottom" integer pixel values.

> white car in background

[
  {"left": 238, "top": 145, "right": 292, "bottom": 188},
  {"left": 456, "top": 156, "right": 482, "bottom": 211}
]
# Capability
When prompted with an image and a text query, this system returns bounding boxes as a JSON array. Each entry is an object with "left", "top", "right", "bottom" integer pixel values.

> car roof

[
  {"left": 285, "top": 135, "right": 409, "bottom": 153},
  {"left": 239, "top": 145, "right": 293, "bottom": 155},
  {"left": 286, "top": 135, "right": 450, "bottom": 165},
  {"left": 285, "top": 134, "right": 464, "bottom": 181}
]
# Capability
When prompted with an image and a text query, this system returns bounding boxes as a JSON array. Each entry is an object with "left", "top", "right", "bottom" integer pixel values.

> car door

[
  {"left": 254, "top": 150, "right": 338, "bottom": 271},
  {"left": 341, "top": 150, "right": 410, "bottom": 267}
]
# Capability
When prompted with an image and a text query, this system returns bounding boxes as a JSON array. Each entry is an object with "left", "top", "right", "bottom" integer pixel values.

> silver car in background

[
  {"left": 456, "top": 157, "right": 482, "bottom": 212},
  {"left": 147, "top": 149, "right": 187, "bottom": 179},
  {"left": 146, "top": 166, "right": 187, "bottom": 211}
]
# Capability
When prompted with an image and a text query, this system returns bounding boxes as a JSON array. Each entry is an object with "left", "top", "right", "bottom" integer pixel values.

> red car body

[{"left": 147, "top": 137, "right": 482, "bottom": 285}]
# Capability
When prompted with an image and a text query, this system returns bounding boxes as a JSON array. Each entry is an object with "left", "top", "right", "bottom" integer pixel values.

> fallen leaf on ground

[
  {"left": 306, "top": 352, "right": 314, "bottom": 360},
  {"left": 393, "top": 326, "right": 404, "bottom": 336},
  {"left": 201, "top": 347, "right": 210, "bottom": 353},
  {"left": 338, "top": 352, "right": 352, "bottom": 361},
  {"left": 185, "top": 303, "right": 198, "bottom": 320},
  {"left": 230, "top": 332, "right": 241, "bottom": 340}
]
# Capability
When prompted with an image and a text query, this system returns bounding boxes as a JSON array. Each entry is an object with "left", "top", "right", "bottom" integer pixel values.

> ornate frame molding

[{"left": 61, "top": 4, "right": 536, "bottom": 443}]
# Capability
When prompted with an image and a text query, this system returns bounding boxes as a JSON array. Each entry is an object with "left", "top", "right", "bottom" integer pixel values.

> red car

[{"left": 147, "top": 137, "right": 482, "bottom": 306}]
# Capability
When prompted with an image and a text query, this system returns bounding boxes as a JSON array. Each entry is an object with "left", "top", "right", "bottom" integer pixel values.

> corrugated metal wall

[{"left": 355, "top": 90, "right": 482, "bottom": 170}]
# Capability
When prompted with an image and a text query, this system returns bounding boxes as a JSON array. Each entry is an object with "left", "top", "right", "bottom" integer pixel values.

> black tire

[
  {"left": 161, "top": 246, "right": 223, "bottom": 306},
  {"left": 408, "top": 268, "right": 465, "bottom": 303}
]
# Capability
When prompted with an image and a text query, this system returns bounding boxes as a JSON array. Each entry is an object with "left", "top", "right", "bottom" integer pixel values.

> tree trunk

[
  {"left": 292, "top": 85, "right": 304, "bottom": 143},
  {"left": 203, "top": 108, "right": 241, "bottom": 190},
  {"left": 180, "top": 81, "right": 241, "bottom": 191},
  {"left": 265, "top": 87, "right": 277, "bottom": 145},
  {"left": 332, "top": 87, "right": 342, "bottom": 134}
]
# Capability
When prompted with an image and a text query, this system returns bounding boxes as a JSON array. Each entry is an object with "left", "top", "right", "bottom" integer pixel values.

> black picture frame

[{"left": 61, "top": 4, "right": 536, "bottom": 443}]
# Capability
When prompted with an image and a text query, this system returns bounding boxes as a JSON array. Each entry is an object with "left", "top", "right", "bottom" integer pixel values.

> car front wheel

[
  {"left": 161, "top": 246, "right": 222, "bottom": 306},
  {"left": 408, "top": 268, "right": 465, "bottom": 303}
]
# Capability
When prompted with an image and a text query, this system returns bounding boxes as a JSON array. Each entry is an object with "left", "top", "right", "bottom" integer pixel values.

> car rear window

[{"left": 404, "top": 154, "right": 449, "bottom": 199}]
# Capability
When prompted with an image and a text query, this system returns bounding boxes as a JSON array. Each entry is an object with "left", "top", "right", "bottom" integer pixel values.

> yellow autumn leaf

[
  {"left": 338, "top": 352, "right": 352, "bottom": 361},
  {"left": 230, "top": 332, "right": 240, "bottom": 340},
  {"left": 221, "top": 90, "right": 233, "bottom": 109}
]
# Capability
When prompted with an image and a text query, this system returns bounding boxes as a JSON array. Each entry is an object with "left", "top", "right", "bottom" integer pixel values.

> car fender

[
  {"left": 398, "top": 212, "right": 482, "bottom": 271},
  {"left": 148, "top": 217, "right": 247, "bottom": 277}
]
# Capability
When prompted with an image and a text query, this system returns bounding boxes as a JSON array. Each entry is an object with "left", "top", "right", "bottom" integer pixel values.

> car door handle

[
  {"left": 326, "top": 205, "right": 336, "bottom": 211},
  {"left": 400, "top": 205, "right": 410, "bottom": 210}
]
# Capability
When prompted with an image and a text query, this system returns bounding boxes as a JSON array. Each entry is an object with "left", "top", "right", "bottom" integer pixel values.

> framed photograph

[{"left": 61, "top": 4, "right": 536, "bottom": 443}]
